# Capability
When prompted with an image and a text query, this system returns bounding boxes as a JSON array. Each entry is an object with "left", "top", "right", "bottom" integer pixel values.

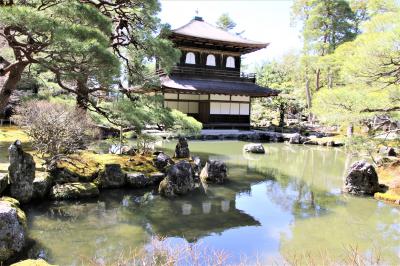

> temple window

[
  {"left": 185, "top": 52, "right": 196, "bottom": 64},
  {"left": 206, "top": 54, "right": 216, "bottom": 66},
  {"left": 226, "top": 56, "right": 235, "bottom": 68}
]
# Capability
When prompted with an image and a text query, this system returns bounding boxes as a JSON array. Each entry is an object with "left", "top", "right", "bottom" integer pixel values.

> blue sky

[{"left": 158, "top": 0, "right": 303, "bottom": 68}]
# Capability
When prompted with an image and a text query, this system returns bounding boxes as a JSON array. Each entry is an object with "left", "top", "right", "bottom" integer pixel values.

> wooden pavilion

[{"left": 156, "top": 16, "right": 278, "bottom": 129}]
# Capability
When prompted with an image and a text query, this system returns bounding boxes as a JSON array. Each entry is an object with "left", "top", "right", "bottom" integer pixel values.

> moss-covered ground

[
  {"left": 0, "top": 126, "right": 30, "bottom": 143},
  {"left": 56, "top": 151, "right": 158, "bottom": 176},
  {"left": 375, "top": 161, "right": 400, "bottom": 205}
]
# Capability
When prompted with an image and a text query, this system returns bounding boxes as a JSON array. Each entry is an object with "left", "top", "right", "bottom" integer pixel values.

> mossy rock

[
  {"left": 0, "top": 197, "right": 26, "bottom": 227},
  {"left": 10, "top": 259, "right": 56, "bottom": 266},
  {"left": 49, "top": 182, "right": 99, "bottom": 200}
]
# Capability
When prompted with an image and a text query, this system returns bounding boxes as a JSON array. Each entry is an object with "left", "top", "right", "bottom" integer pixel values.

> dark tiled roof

[
  {"left": 160, "top": 76, "right": 279, "bottom": 97},
  {"left": 172, "top": 19, "right": 268, "bottom": 48}
]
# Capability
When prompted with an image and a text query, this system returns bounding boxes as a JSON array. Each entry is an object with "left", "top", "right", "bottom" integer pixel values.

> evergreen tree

[{"left": 216, "top": 13, "right": 237, "bottom": 31}]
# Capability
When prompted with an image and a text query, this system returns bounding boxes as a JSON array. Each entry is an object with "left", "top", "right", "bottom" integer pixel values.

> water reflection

[{"left": 15, "top": 141, "right": 400, "bottom": 265}]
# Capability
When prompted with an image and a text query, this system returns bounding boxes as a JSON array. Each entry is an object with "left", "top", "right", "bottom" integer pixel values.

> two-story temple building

[{"left": 157, "top": 16, "right": 278, "bottom": 129}]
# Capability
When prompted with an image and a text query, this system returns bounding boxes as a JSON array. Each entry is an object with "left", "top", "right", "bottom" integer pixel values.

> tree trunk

[
  {"left": 0, "top": 62, "right": 27, "bottom": 118},
  {"left": 305, "top": 78, "right": 313, "bottom": 123},
  {"left": 347, "top": 123, "right": 354, "bottom": 138},
  {"left": 328, "top": 70, "right": 333, "bottom": 89},
  {"left": 76, "top": 78, "right": 89, "bottom": 111},
  {"left": 315, "top": 68, "right": 321, "bottom": 91},
  {"left": 278, "top": 102, "right": 285, "bottom": 128},
  {"left": 305, "top": 78, "right": 312, "bottom": 109}
]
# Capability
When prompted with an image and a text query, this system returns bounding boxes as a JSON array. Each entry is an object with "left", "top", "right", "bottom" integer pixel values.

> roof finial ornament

[{"left": 194, "top": 9, "right": 203, "bottom": 21}]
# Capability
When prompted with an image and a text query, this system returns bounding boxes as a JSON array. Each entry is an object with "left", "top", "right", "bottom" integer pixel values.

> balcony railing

[{"left": 156, "top": 66, "right": 256, "bottom": 83}]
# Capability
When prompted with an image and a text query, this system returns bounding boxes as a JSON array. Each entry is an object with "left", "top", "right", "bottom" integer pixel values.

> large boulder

[
  {"left": 0, "top": 173, "right": 8, "bottom": 195},
  {"left": 154, "top": 152, "right": 174, "bottom": 172},
  {"left": 174, "top": 137, "right": 190, "bottom": 158},
  {"left": 49, "top": 182, "right": 99, "bottom": 200},
  {"left": 343, "top": 160, "right": 383, "bottom": 195},
  {"left": 96, "top": 164, "right": 126, "bottom": 188},
  {"left": 0, "top": 198, "right": 26, "bottom": 262},
  {"left": 243, "top": 143, "right": 265, "bottom": 154},
  {"left": 32, "top": 172, "right": 52, "bottom": 199},
  {"left": 200, "top": 160, "right": 228, "bottom": 184},
  {"left": 8, "top": 140, "right": 35, "bottom": 203},
  {"left": 158, "top": 160, "right": 195, "bottom": 197}
]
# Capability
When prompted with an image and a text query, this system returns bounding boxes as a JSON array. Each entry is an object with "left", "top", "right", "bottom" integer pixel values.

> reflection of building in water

[
  {"left": 221, "top": 200, "right": 230, "bottom": 212},
  {"left": 202, "top": 201, "right": 211, "bottom": 214},
  {"left": 182, "top": 203, "right": 192, "bottom": 215}
]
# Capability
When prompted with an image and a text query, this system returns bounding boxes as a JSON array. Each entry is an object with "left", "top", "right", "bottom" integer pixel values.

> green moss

[
  {"left": 10, "top": 259, "right": 56, "bottom": 266},
  {"left": 0, "top": 126, "right": 30, "bottom": 143},
  {"left": 0, "top": 197, "right": 27, "bottom": 228},
  {"left": 57, "top": 151, "right": 157, "bottom": 178},
  {"left": 374, "top": 192, "right": 400, "bottom": 204}
]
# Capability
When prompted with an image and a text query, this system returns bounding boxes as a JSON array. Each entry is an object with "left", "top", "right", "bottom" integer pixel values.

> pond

[{"left": 4, "top": 140, "right": 400, "bottom": 265}]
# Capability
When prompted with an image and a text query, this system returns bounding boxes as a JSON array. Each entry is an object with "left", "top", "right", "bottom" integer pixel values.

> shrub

[
  {"left": 136, "top": 134, "right": 160, "bottom": 155},
  {"left": 13, "top": 100, "right": 95, "bottom": 162}
]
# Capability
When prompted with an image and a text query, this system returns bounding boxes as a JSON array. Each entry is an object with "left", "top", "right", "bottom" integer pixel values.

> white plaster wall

[
  {"left": 180, "top": 94, "right": 200, "bottom": 100},
  {"left": 164, "top": 93, "right": 178, "bottom": 99},
  {"left": 231, "top": 95, "right": 250, "bottom": 102},
  {"left": 210, "top": 94, "right": 230, "bottom": 101},
  {"left": 240, "top": 103, "right": 250, "bottom": 115},
  {"left": 165, "top": 101, "right": 178, "bottom": 109},
  {"left": 188, "top": 102, "right": 199, "bottom": 113},
  {"left": 230, "top": 103, "right": 240, "bottom": 115}
]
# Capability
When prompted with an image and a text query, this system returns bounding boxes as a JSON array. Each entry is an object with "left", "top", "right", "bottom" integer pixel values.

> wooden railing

[{"left": 156, "top": 66, "right": 257, "bottom": 83}]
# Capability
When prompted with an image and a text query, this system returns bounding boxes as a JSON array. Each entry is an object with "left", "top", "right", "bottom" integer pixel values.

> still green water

[{"left": 3, "top": 141, "right": 400, "bottom": 265}]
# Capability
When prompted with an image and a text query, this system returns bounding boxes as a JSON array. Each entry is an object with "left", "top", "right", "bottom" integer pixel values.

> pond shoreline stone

[
  {"left": 49, "top": 182, "right": 99, "bottom": 200},
  {"left": 0, "top": 173, "right": 8, "bottom": 195},
  {"left": 343, "top": 160, "right": 386, "bottom": 196},
  {"left": 200, "top": 160, "right": 228, "bottom": 184},
  {"left": 0, "top": 197, "right": 26, "bottom": 262},
  {"left": 159, "top": 160, "right": 195, "bottom": 197},
  {"left": 8, "top": 141, "right": 35, "bottom": 203},
  {"left": 243, "top": 143, "right": 265, "bottom": 154}
]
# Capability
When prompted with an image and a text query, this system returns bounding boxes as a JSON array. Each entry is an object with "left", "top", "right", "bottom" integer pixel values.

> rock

[
  {"left": 343, "top": 160, "right": 383, "bottom": 196},
  {"left": 174, "top": 137, "right": 190, "bottom": 158},
  {"left": 378, "top": 146, "right": 397, "bottom": 157},
  {"left": 288, "top": 133, "right": 308, "bottom": 144},
  {"left": 8, "top": 140, "right": 35, "bottom": 203},
  {"left": 154, "top": 152, "right": 174, "bottom": 172},
  {"left": 49, "top": 182, "right": 99, "bottom": 200},
  {"left": 0, "top": 173, "right": 8, "bottom": 195},
  {"left": 192, "top": 156, "right": 202, "bottom": 177},
  {"left": 0, "top": 198, "right": 26, "bottom": 262},
  {"left": 32, "top": 172, "right": 52, "bottom": 199},
  {"left": 243, "top": 143, "right": 265, "bottom": 154},
  {"left": 148, "top": 172, "right": 165, "bottom": 185},
  {"left": 126, "top": 172, "right": 149, "bottom": 188},
  {"left": 121, "top": 146, "right": 136, "bottom": 156},
  {"left": 200, "top": 160, "right": 228, "bottom": 184},
  {"left": 158, "top": 160, "right": 195, "bottom": 197},
  {"left": 10, "top": 259, "right": 55, "bottom": 266},
  {"left": 97, "top": 164, "right": 126, "bottom": 188}
]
